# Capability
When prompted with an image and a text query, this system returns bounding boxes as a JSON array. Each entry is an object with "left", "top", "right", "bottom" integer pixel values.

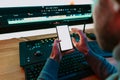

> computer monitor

[{"left": 0, "top": 0, "right": 93, "bottom": 40}]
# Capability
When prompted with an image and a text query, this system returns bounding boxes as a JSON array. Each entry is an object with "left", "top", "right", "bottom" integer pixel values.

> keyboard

[{"left": 19, "top": 37, "right": 112, "bottom": 80}]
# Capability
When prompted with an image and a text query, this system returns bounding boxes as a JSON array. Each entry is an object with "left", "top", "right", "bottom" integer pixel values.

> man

[{"left": 37, "top": 0, "right": 120, "bottom": 80}]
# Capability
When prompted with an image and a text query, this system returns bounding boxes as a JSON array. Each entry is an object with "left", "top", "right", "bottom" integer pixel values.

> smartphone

[{"left": 56, "top": 25, "right": 73, "bottom": 51}]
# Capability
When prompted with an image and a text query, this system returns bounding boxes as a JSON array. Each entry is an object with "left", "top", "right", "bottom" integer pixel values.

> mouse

[{"left": 86, "top": 33, "right": 96, "bottom": 40}]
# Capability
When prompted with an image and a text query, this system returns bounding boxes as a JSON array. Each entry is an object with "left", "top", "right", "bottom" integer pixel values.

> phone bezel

[{"left": 56, "top": 25, "right": 73, "bottom": 52}]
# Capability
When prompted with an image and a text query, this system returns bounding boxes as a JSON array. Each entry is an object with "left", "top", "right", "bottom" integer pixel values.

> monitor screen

[
  {"left": 0, "top": 0, "right": 93, "bottom": 34},
  {"left": 0, "top": 0, "right": 93, "bottom": 7}
]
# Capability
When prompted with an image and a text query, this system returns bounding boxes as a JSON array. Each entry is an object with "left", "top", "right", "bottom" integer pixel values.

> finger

[
  {"left": 53, "top": 39, "right": 61, "bottom": 45},
  {"left": 71, "top": 28, "right": 81, "bottom": 38},
  {"left": 53, "top": 39, "right": 61, "bottom": 49},
  {"left": 71, "top": 28, "right": 85, "bottom": 37},
  {"left": 71, "top": 28, "right": 87, "bottom": 41},
  {"left": 71, "top": 28, "right": 79, "bottom": 33},
  {"left": 77, "top": 30, "right": 87, "bottom": 41},
  {"left": 54, "top": 39, "right": 61, "bottom": 43},
  {"left": 72, "top": 37, "right": 77, "bottom": 47}
]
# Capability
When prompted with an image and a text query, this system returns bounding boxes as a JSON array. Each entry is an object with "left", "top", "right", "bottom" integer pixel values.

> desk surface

[{"left": 0, "top": 32, "right": 117, "bottom": 80}]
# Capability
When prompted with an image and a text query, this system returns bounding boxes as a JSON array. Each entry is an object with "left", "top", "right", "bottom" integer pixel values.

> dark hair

[{"left": 116, "top": 0, "right": 120, "bottom": 4}]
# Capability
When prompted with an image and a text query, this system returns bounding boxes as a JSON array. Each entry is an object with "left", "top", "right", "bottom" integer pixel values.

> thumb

[
  {"left": 53, "top": 39, "right": 61, "bottom": 49},
  {"left": 72, "top": 37, "right": 77, "bottom": 47}
]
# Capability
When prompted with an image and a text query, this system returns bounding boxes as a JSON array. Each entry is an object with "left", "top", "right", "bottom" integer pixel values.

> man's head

[{"left": 93, "top": 0, "right": 120, "bottom": 52}]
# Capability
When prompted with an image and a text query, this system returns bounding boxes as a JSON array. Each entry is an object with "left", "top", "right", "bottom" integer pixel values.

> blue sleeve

[
  {"left": 37, "top": 58, "right": 59, "bottom": 80},
  {"left": 85, "top": 50, "right": 117, "bottom": 80}
]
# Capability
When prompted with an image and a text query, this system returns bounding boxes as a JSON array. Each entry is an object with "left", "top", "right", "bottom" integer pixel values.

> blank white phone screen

[{"left": 56, "top": 25, "right": 73, "bottom": 51}]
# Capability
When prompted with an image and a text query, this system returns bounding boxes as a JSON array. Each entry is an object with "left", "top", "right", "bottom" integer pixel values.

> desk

[{"left": 0, "top": 33, "right": 117, "bottom": 80}]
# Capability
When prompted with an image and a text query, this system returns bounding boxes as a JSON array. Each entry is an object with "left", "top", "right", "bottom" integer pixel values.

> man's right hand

[{"left": 71, "top": 28, "right": 90, "bottom": 55}]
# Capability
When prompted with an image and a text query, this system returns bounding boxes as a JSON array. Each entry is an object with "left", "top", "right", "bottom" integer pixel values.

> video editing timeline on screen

[
  {"left": 7, "top": 5, "right": 92, "bottom": 24},
  {"left": 0, "top": 5, "right": 92, "bottom": 34},
  {"left": 19, "top": 36, "right": 112, "bottom": 80}
]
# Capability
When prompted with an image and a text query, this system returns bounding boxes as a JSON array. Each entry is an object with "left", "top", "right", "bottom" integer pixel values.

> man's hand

[
  {"left": 50, "top": 39, "right": 74, "bottom": 63},
  {"left": 71, "top": 28, "right": 90, "bottom": 55}
]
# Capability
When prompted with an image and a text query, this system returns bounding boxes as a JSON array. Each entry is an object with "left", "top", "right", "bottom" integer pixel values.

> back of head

[{"left": 93, "top": 0, "right": 120, "bottom": 52}]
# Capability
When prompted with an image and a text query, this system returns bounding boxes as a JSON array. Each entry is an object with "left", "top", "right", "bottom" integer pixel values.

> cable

[{"left": 83, "top": 23, "right": 86, "bottom": 33}]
